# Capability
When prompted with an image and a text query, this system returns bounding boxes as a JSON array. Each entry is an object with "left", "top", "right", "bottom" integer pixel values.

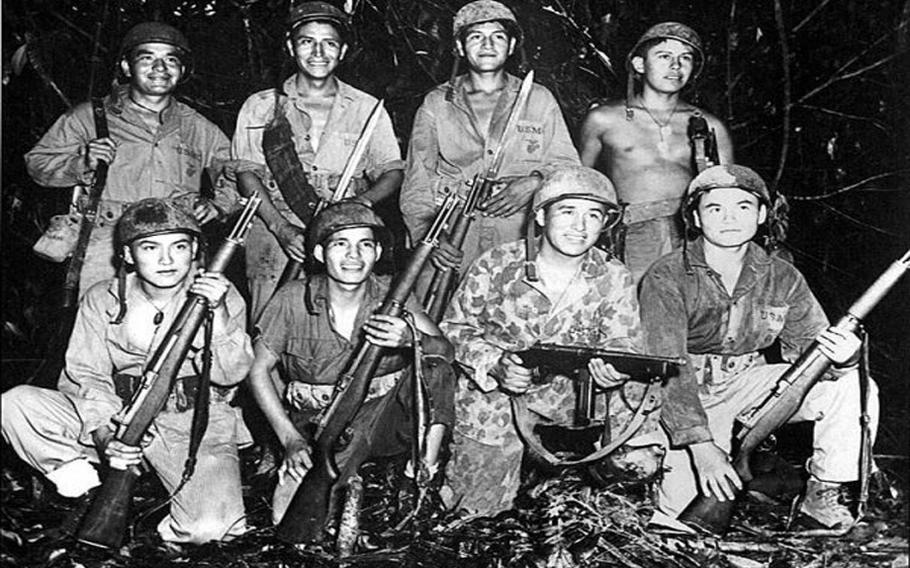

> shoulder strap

[
  {"left": 262, "top": 96, "right": 321, "bottom": 227},
  {"left": 61, "top": 98, "right": 111, "bottom": 307},
  {"left": 512, "top": 381, "right": 661, "bottom": 467}
]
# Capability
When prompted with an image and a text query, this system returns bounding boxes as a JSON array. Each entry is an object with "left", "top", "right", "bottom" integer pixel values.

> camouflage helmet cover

[
  {"left": 532, "top": 166, "right": 620, "bottom": 212},
  {"left": 453, "top": 0, "right": 522, "bottom": 44},
  {"left": 308, "top": 201, "right": 388, "bottom": 253},
  {"left": 287, "top": 1, "right": 351, "bottom": 36},
  {"left": 683, "top": 164, "right": 771, "bottom": 226},
  {"left": 627, "top": 21, "right": 704, "bottom": 79},
  {"left": 117, "top": 198, "right": 200, "bottom": 246},
  {"left": 120, "top": 22, "right": 192, "bottom": 57}
]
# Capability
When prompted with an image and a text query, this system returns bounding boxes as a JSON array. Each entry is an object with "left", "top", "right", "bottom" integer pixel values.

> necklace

[
  {"left": 138, "top": 288, "right": 178, "bottom": 325},
  {"left": 639, "top": 97, "right": 679, "bottom": 154}
]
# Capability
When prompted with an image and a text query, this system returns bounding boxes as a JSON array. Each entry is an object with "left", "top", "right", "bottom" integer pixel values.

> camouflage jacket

[{"left": 440, "top": 240, "right": 642, "bottom": 444}]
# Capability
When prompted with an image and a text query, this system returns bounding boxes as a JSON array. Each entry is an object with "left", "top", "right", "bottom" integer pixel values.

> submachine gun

[
  {"left": 422, "top": 71, "right": 535, "bottom": 322},
  {"left": 274, "top": 192, "right": 460, "bottom": 545},
  {"left": 678, "top": 248, "right": 910, "bottom": 536},
  {"left": 76, "top": 195, "right": 262, "bottom": 549},
  {"left": 512, "top": 344, "right": 684, "bottom": 468}
]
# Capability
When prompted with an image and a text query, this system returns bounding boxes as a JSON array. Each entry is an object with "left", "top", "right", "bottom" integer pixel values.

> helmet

[
  {"left": 532, "top": 166, "right": 619, "bottom": 212},
  {"left": 308, "top": 201, "right": 387, "bottom": 251},
  {"left": 683, "top": 164, "right": 771, "bottom": 228},
  {"left": 453, "top": 0, "right": 522, "bottom": 44},
  {"left": 120, "top": 22, "right": 192, "bottom": 58},
  {"left": 626, "top": 22, "right": 704, "bottom": 79},
  {"left": 287, "top": 1, "right": 351, "bottom": 36},
  {"left": 117, "top": 198, "right": 200, "bottom": 246}
]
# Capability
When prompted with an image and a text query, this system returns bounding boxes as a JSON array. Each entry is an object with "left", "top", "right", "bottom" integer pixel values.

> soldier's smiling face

[
  {"left": 537, "top": 198, "right": 607, "bottom": 258},
  {"left": 121, "top": 42, "right": 185, "bottom": 96},
  {"left": 457, "top": 21, "right": 515, "bottom": 73},
  {"left": 314, "top": 227, "right": 381, "bottom": 287},
  {"left": 288, "top": 21, "right": 347, "bottom": 80}
]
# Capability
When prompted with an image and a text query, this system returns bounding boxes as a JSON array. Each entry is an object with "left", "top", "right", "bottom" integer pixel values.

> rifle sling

[
  {"left": 62, "top": 98, "right": 110, "bottom": 302},
  {"left": 262, "top": 96, "right": 321, "bottom": 228},
  {"left": 181, "top": 309, "right": 213, "bottom": 485},
  {"left": 511, "top": 381, "right": 661, "bottom": 467}
]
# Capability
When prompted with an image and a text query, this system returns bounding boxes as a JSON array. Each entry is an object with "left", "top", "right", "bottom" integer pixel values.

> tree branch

[
  {"left": 772, "top": 0, "right": 792, "bottom": 192},
  {"left": 789, "top": 170, "right": 909, "bottom": 201}
]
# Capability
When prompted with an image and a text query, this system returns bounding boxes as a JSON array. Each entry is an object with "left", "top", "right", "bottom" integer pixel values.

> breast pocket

[
  {"left": 174, "top": 142, "right": 203, "bottom": 193},
  {"left": 755, "top": 305, "right": 789, "bottom": 345},
  {"left": 515, "top": 120, "right": 545, "bottom": 162}
]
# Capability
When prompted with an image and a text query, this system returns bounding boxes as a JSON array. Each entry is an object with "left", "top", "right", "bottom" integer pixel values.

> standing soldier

[
  {"left": 401, "top": 0, "right": 580, "bottom": 290},
  {"left": 26, "top": 22, "right": 238, "bottom": 296},
  {"left": 2, "top": 199, "right": 253, "bottom": 544},
  {"left": 439, "top": 166, "right": 659, "bottom": 517},
  {"left": 232, "top": 1, "right": 404, "bottom": 321},
  {"left": 579, "top": 22, "right": 734, "bottom": 284},
  {"left": 246, "top": 202, "right": 455, "bottom": 525}
]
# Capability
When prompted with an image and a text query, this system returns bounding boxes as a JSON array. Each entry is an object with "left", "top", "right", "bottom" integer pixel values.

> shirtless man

[{"left": 579, "top": 22, "right": 733, "bottom": 284}]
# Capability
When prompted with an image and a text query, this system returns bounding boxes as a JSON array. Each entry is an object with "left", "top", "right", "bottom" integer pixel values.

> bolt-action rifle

[
  {"left": 422, "top": 71, "right": 535, "bottom": 322},
  {"left": 275, "top": 192, "right": 460, "bottom": 545},
  {"left": 678, "top": 248, "right": 910, "bottom": 536},
  {"left": 76, "top": 195, "right": 261, "bottom": 549}
]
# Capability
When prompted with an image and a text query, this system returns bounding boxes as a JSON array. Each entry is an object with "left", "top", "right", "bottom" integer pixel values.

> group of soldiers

[{"left": 2, "top": 0, "right": 878, "bottom": 548}]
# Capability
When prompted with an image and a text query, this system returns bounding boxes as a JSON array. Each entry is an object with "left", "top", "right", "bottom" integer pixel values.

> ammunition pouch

[{"left": 113, "top": 373, "right": 230, "bottom": 413}]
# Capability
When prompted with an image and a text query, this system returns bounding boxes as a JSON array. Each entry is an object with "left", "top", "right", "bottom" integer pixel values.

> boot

[{"left": 797, "top": 477, "right": 854, "bottom": 529}]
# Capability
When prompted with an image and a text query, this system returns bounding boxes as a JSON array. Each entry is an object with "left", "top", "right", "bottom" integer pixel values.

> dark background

[{"left": 2, "top": 0, "right": 908, "bottom": 459}]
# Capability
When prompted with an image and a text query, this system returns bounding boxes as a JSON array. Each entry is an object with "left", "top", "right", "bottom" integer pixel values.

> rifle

[
  {"left": 29, "top": 99, "right": 110, "bottom": 388},
  {"left": 273, "top": 99, "right": 386, "bottom": 291},
  {"left": 515, "top": 344, "right": 684, "bottom": 427},
  {"left": 678, "top": 248, "right": 910, "bottom": 536},
  {"left": 422, "top": 71, "right": 535, "bottom": 322},
  {"left": 688, "top": 114, "right": 719, "bottom": 174},
  {"left": 275, "top": 191, "right": 460, "bottom": 545},
  {"left": 76, "top": 195, "right": 261, "bottom": 549}
]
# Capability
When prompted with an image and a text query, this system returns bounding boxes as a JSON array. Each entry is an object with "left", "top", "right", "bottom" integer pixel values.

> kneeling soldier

[
  {"left": 247, "top": 201, "right": 455, "bottom": 525},
  {"left": 440, "top": 166, "right": 663, "bottom": 517},
  {"left": 2, "top": 198, "right": 253, "bottom": 543},
  {"left": 641, "top": 165, "right": 879, "bottom": 531}
]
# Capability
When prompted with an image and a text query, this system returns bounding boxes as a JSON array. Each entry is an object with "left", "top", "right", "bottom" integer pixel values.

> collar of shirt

[
  {"left": 103, "top": 271, "right": 194, "bottom": 321},
  {"left": 449, "top": 72, "right": 523, "bottom": 145},
  {"left": 106, "top": 84, "right": 182, "bottom": 125},
  {"left": 281, "top": 75, "right": 357, "bottom": 116},
  {"left": 304, "top": 272, "right": 385, "bottom": 317},
  {"left": 686, "top": 237, "right": 773, "bottom": 300}
]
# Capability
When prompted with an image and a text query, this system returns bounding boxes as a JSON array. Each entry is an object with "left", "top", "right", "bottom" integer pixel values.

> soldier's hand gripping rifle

[
  {"left": 76, "top": 195, "right": 262, "bottom": 549},
  {"left": 273, "top": 100, "right": 387, "bottom": 291},
  {"left": 422, "top": 71, "right": 535, "bottom": 322},
  {"left": 678, "top": 248, "right": 910, "bottom": 536},
  {"left": 275, "top": 192, "right": 460, "bottom": 545}
]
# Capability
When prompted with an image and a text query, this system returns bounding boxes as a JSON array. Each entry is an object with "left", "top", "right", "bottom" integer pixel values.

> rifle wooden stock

[
  {"left": 679, "top": 248, "right": 910, "bottom": 536},
  {"left": 76, "top": 196, "right": 260, "bottom": 548},
  {"left": 275, "top": 193, "right": 459, "bottom": 545}
]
